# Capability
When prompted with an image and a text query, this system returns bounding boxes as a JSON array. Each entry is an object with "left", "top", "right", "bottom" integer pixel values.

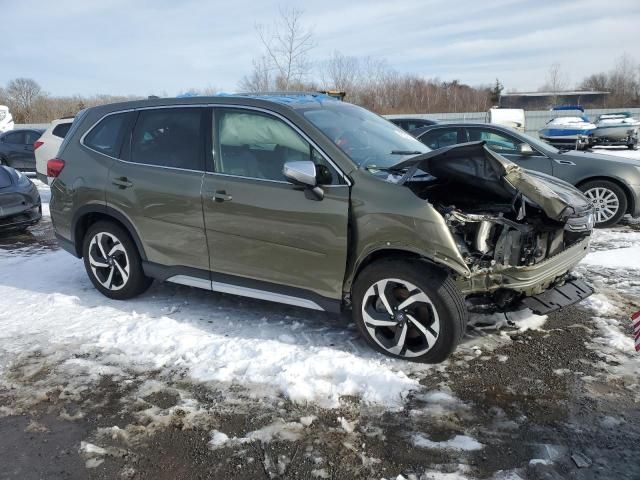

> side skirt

[{"left": 141, "top": 261, "right": 341, "bottom": 313}]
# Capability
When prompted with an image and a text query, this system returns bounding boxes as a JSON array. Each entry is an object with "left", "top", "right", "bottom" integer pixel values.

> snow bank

[{"left": 0, "top": 250, "right": 418, "bottom": 409}]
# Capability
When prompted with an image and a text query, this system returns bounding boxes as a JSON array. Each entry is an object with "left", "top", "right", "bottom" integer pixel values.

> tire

[
  {"left": 628, "top": 144, "right": 638, "bottom": 151},
  {"left": 352, "top": 259, "right": 467, "bottom": 363},
  {"left": 578, "top": 180, "right": 628, "bottom": 228},
  {"left": 82, "top": 221, "right": 152, "bottom": 300}
]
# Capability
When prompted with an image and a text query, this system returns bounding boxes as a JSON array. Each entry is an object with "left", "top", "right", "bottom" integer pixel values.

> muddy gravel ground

[{"left": 1, "top": 219, "right": 639, "bottom": 480}]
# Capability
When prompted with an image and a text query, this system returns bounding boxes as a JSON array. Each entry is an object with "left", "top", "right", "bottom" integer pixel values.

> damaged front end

[{"left": 396, "top": 142, "right": 594, "bottom": 313}]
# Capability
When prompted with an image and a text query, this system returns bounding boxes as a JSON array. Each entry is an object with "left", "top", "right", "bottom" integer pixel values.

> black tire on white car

[
  {"left": 82, "top": 221, "right": 152, "bottom": 300},
  {"left": 579, "top": 180, "right": 628, "bottom": 228},
  {"left": 352, "top": 259, "right": 468, "bottom": 363}
]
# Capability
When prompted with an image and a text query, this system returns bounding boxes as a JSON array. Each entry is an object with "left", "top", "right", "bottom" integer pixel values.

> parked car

[
  {"left": 50, "top": 95, "right": 594, "bottom": 362},
  {"left": 0, "top": 105, "right": 14, "bottom": 133},
  {"left": 35, "top": 117, "right": 74, "bottom": 183},
  {"left": 387, "top": 117, "right": 439, "bottom": 132},
  {"left": 414, "top": 122, "right": 640, "bottom": 227},
  {"left": 0, "top": 128, "right": 45, "bottom": 171},
  {"left": 0, "top": 165, "right": 41, "bottom": 232}
]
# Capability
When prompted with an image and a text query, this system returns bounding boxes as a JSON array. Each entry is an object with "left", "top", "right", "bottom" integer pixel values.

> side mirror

[
  {"left": 518, "top": 143, "right": 534, "bottom": 156},
  {"left": 283, "top": 161, "right": 324, "bottom": 200}
]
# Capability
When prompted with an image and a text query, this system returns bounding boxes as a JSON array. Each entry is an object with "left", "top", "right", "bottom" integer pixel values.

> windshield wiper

[
  {"left": 364, "top": 164, "right": 407, "bottom": 173},
  {"left": 390, "top": 150, "right": 424, "bottom": 155}
]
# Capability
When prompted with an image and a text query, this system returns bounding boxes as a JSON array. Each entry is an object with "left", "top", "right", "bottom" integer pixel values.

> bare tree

[
  {"left": 251, "top": 6, "right": 316, "bottom": 91},
  {"left": 320, "top": 51, "right": 360, "bottom": 91},
  {"left": 540, "top": 63, "right": 568, "bottom": 93},
  {"left": 580, "top": 72, "right": 608, "bottom": 92},
  {"left": 609, "top": 53, "right": 638, "bottom": 104},
  {"left": 239, "top": 55, "right": 273, "bottom": 92},
  {"left": 6, "top": 78, "right": 43, "bottom": 122}
]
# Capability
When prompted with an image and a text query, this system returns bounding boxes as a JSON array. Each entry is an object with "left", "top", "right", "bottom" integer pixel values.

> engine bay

[{"left": 407, "top": 177, "right": 593, "bottom": 271}]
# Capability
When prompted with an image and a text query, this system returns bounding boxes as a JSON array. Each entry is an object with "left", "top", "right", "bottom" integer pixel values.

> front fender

[{"left": 344, "top": 171, "right": 470, "bottom": 290}]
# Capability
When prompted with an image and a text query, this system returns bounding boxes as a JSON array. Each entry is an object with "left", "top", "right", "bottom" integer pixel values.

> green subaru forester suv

[{"left": 50, "top": 94, "right": 594, "bottom": 362}]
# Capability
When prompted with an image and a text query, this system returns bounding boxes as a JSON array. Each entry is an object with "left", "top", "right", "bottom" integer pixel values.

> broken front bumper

[{"left": 458, "top": 236, "right": 591, "bottom": 297}]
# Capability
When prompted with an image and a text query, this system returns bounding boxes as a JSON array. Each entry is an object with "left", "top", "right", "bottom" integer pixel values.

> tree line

[{"left": 2, "top": 7, "right": 639, "bottom": 124}]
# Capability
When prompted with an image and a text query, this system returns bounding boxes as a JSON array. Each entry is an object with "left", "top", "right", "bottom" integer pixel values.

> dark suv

[{"left": 50, "top": 94, "right": 594, "bottom": 362}]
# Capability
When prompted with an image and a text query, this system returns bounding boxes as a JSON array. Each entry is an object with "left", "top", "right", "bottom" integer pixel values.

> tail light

[
  {"left": 33, "top": 141, "right": 44, "bottom": 150},
  {"left": 47, "top": 158, "right": 65, "bottom": 177}
]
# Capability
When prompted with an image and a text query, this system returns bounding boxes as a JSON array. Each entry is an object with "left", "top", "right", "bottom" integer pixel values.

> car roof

[
  {"left": 412, "top": 122, "right": 513, "bottom": 135},
  {"left": 388, "top": 116, "right": 437, "bottom": 121},
  {"left": 87, "top": 92, "right": 340, "bottom": 114},
  {"left": 2, "top": 128, "right": 45, "bottom": 134}
]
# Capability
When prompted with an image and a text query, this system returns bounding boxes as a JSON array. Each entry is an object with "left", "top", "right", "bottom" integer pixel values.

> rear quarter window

[
  {"left": 83, "top": 112, "right": 130, "bottom": 158},
  {"left": 52, "top": 122, "right": 72, "bottom": 139}
]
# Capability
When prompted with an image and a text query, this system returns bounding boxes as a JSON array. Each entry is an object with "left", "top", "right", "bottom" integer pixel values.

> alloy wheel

[
  {"left": 88, "top": 232, "right": 130, "bottom": 291},
  {"left": 361, "top": 278, "right": 440, "bottom": 358},
  {"left": 583, "top": 187, "right": 620, "bottom": 224}
]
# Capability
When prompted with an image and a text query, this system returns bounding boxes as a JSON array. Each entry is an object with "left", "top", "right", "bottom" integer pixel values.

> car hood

[
  {"left": 559, "top": 149, "right": 640, "bottom": 166},
  {"left": 395, "top": 141, "right": 591, "bottom": 222}
]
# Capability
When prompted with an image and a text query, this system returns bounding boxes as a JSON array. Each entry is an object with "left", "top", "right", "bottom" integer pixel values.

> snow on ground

[
  {"left": 0, "top": 249, "right": 420, "bottom": 409},
  {"left": 582, "top": 246, "right": 640, "bottom": 269},
  {"left": 412, "top": 433, "right": 483, "bottom": 451}
]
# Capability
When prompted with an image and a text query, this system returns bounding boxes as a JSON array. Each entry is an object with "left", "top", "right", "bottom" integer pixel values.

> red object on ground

[{"left": 632, "top": 310, "right": 640, "bottom": 352}]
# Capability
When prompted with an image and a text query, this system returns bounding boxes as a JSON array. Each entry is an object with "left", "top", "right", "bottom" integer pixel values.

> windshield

[{"left": 300, "top": 102, "right": 430, "bottom": 169}]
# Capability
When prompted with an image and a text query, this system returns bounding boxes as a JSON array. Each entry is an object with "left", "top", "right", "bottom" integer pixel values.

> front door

[
  {"left": 202, "top": 107, "right": 350, "bottom": 306},
  {"left": 465, "top": 126, "right": 553, "bottom": 175},
  {"left": 103, "top": 107, "right": 209, "bottom": 274}
]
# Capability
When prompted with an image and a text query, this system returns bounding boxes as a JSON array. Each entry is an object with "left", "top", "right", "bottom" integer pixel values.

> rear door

[
  {"left": 201, "top": 106, "right": 350, "bottom": 305},
  {"left": 105, "top": 107, "right": 209, "bottom": 274},
  {"left": 465, "top": 126, "right": 553, "bottom": 174}
]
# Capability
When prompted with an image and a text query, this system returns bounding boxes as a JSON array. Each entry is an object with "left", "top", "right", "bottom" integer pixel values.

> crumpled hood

[{"left": 396, "top": 141, "right": 591, "bottom": 221}]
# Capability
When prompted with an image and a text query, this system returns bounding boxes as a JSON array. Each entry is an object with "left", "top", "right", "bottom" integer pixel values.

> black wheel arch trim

[{"left": 70, "top": 204, "right": 148, "bottom": 260}]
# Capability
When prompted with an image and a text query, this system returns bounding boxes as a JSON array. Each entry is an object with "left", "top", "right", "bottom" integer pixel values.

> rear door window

[
  {"left": 84, "top": 112, "right": 130, "bottom": 158},
  {"left": 466, "top": 128, "right": 520, "bottom": 154},
  {"left": 418, "top": 128, "right": 460, "bottom": 149},
  {"left": 24, "top": 131, "right": 42, "bottom": 144},
  {"left": 130, "top": 108, "right": 204, "bottom": 170},
  {"left": 52, "top": 122, "right": 72, "bottom": 139}
]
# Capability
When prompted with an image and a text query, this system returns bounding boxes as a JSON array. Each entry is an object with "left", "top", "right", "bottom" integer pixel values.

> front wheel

[
  {"left": 579, "top": 180, "right": 627, "bottom": 228},
  {"left": 352, "top": 260, "right": 467, "bottom": 363},
  {"left": 82, "top": 221, "right": 152, "bottom": 300}
]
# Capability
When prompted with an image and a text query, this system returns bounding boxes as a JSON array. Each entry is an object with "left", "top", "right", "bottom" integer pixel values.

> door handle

[
  {"left": 213, "top": 190, "right": 232, "bottom": 202},
  {"left": 554, "top": 159, "right": 576, "bottom": 166},
  {"left": 112, "top": 177, "right": 133, "bottom": 188}
]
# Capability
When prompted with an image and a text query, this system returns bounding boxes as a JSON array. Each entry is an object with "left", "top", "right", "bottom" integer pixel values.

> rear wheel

[
  {"left": 579, "top": 180, "right": 627, "bottom": 228},
  {"left": 82, "top": 221, "right": 152, "bottom": 300},
  {"left": 352, "top": 260, "right": 467, "bottom": 363}
]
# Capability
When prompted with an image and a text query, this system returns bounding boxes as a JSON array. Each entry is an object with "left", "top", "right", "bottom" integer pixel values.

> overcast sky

[{"left": 2, "top": 0, "right": 639, "bottom": 97}]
